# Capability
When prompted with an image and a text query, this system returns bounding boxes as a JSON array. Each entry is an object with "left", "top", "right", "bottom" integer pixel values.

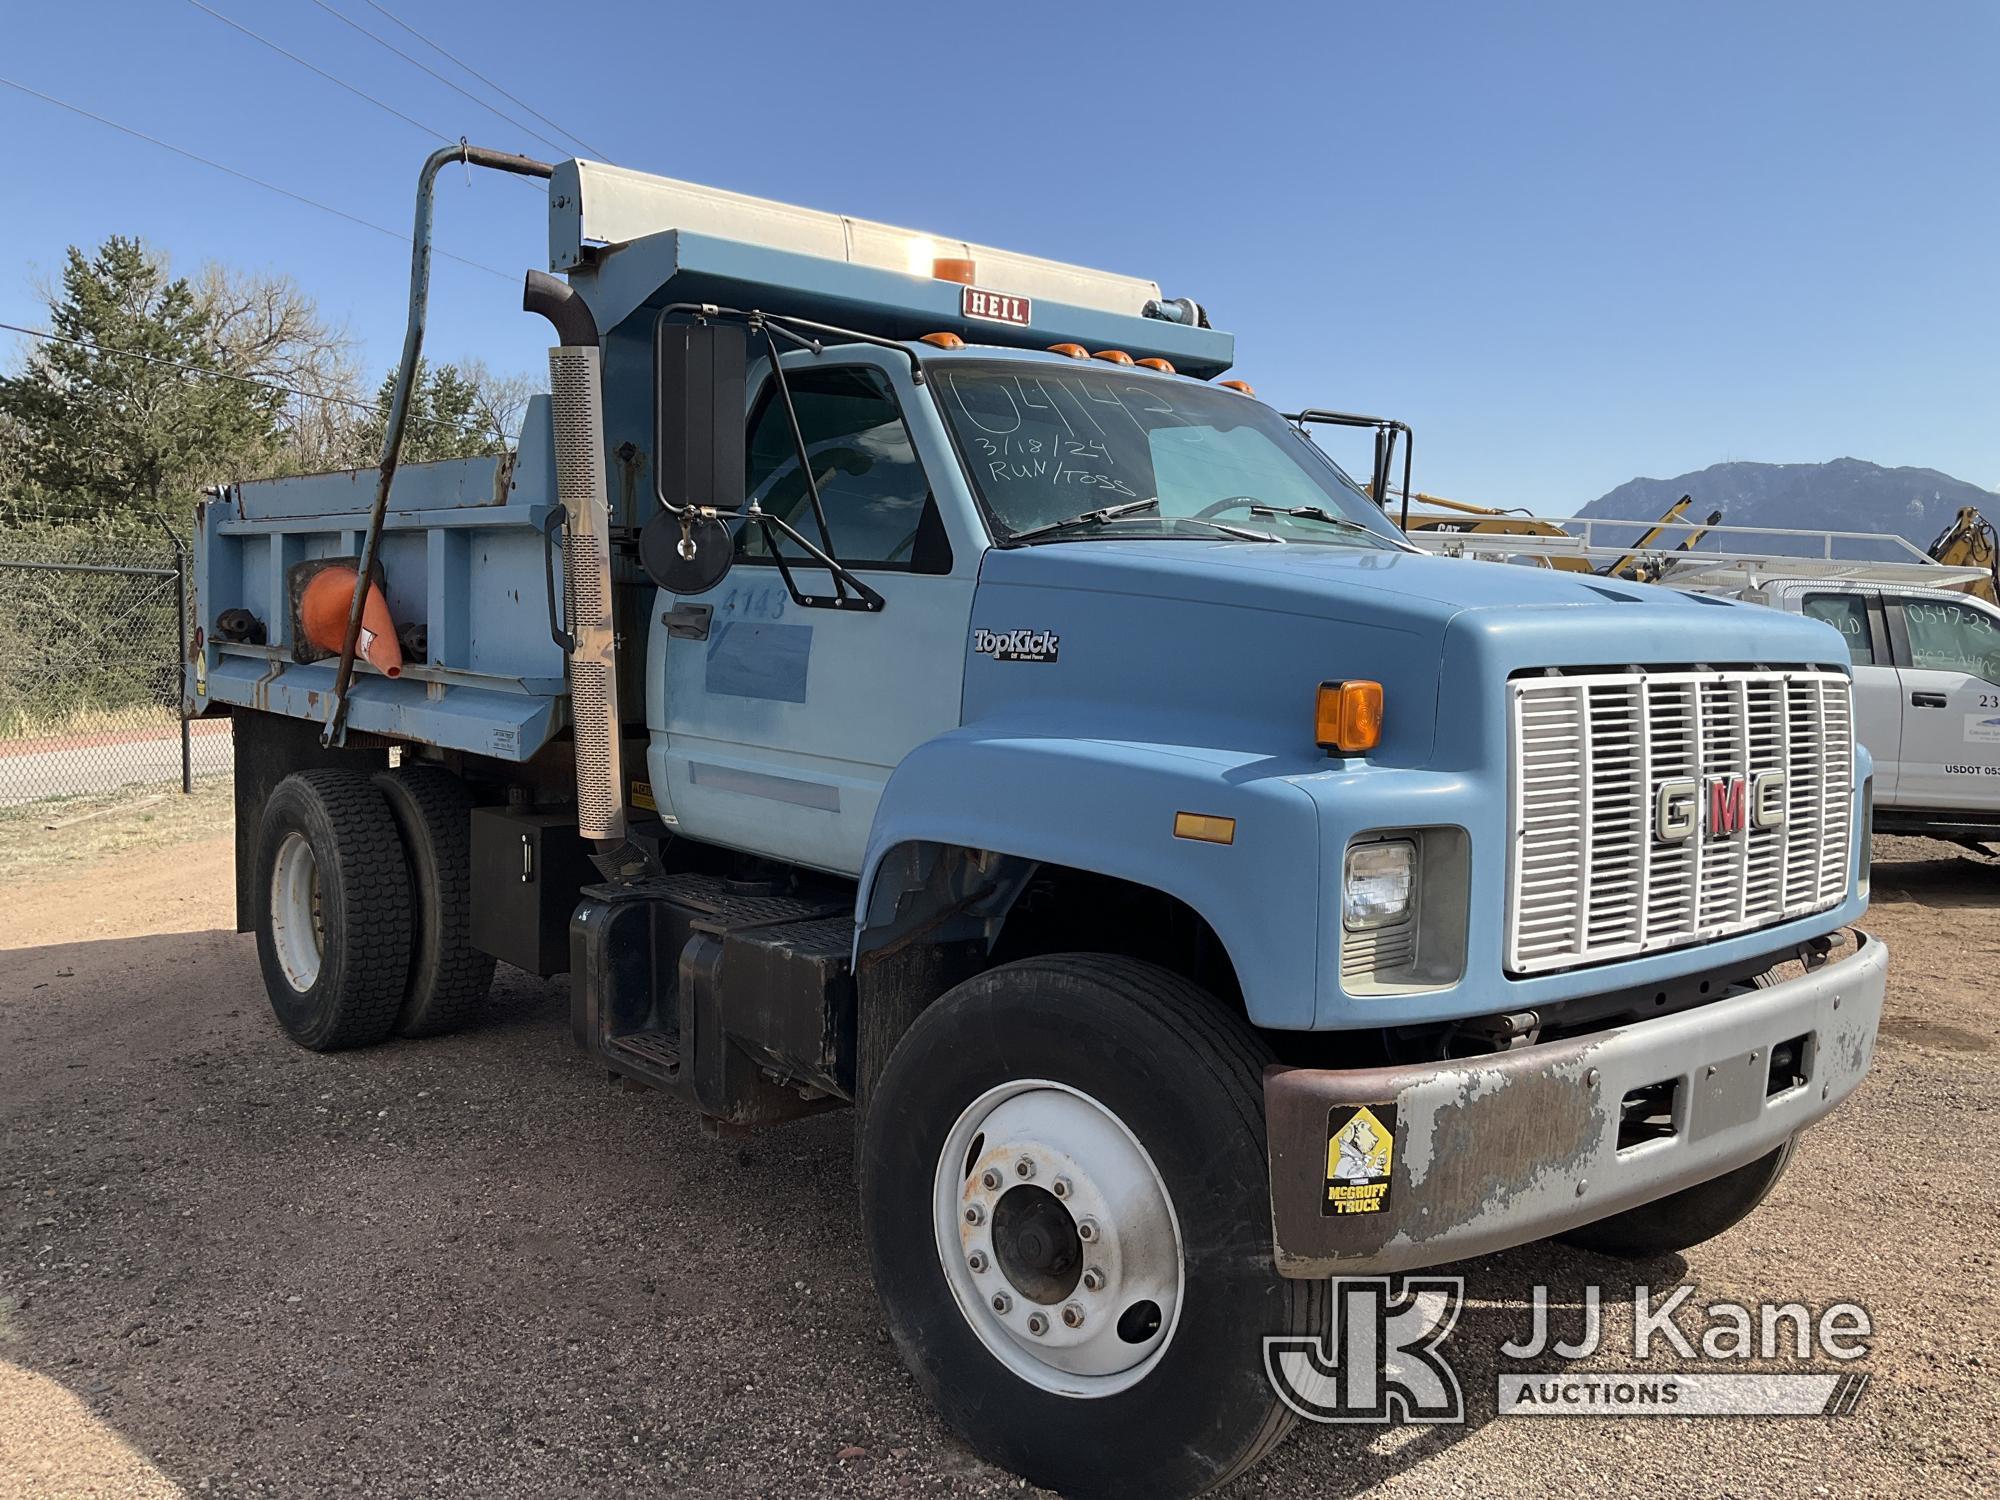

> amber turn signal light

[{"left": 1316, "top": 680, "right": 1383, "bottom": 753}]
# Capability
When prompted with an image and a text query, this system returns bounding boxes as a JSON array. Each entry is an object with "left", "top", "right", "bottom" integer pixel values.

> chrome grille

[{"left": 1507, "top": 669, "right": 1853, "bottom": 975}]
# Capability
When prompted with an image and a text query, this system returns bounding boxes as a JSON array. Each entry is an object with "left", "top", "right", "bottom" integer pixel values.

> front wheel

[
  {"left": 860, "top": 956, "right": 1314, "bottom": 1500},
  {"left": 1558, "top": 1138, "right": 1797, "bottom": 1259}
]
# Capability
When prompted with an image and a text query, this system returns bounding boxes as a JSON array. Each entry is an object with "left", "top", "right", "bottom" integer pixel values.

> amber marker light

[
  {"left": 920, "top": 331, "right": 966, "bottom": 349},
  {"left": 1173, "top": 812, "right": 1237, "bottom": 845},
  {"left": 1047, "top": 343, "right": 1090, "bottom": 359},
  {"left": 1316, "top": 680, "right": 1383, "bottom": 754},
  {"left": 1135, "top": 357, "right": 1176, "bottom": 373},
  {"left": 932, "top": 257, "right": 978, "bottom": 285},
  {"left": 1218, "top": 379, "right": 1256, "bottom": 396},
  {"left": 1092, "top": 349, "right": 1136, "bottom": 365}
]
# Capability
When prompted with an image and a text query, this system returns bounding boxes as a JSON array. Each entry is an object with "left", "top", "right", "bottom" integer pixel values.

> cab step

[{"left": 571, "top": 872, "right": 857, "bottom": 1126}]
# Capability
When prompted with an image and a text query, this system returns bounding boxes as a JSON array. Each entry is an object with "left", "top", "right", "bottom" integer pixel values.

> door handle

[
  {"left": 1911, "top": 691, "right": 1948, "bottom": 708},
  {"left": 662, "top": 602, "right": 713, "bottom": 641}
]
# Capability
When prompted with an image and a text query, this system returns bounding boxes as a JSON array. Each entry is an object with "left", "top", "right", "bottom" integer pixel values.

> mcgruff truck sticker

[{"left": 1324, "top": 1103, "right": 1396, "bottom": 1216}]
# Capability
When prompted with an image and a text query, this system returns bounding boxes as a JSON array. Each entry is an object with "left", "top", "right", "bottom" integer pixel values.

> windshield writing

[{"left": 932, "top": 362, "right": 1404, "bottom": 547}]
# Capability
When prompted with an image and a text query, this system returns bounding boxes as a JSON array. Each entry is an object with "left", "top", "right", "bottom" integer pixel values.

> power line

[
  {"left": 306, "top": 0, "right": 570, "bottom": 159},
  {"left": 360, "top": 0, "right": 609, "bottom": 160},
  {"left": 183, "top": 0, "right": 454, "bottom": 143},
  {"left": 0, "top": 319, "right": 376, "bottom": 411},
  {"left": 0, "top": 76, "right": 513, "bottom": 282},
  {"left": 181, "top": 0, "right": 542, "bottom": 196}
]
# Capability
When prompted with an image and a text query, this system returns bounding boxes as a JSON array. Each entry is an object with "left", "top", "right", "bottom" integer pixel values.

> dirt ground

[{"left": 1, "top": 820, "right": 1995, "bottom": 1499}]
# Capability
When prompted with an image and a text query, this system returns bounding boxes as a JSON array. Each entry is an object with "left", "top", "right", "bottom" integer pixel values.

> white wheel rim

[
  {"left": 269, "top": 831, "right": 325, "bottom": 991},
  {"left": 933, "top": 1079, "right": 1185, "bottom": 1398}
]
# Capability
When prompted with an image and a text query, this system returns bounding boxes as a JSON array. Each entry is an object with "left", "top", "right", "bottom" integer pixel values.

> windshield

[{"left": 930, "top": 360, "right": 1408, "bottom": 548}]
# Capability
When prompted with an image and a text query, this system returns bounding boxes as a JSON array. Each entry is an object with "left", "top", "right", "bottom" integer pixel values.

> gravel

[{"left": 1, "top": 832, "right": 1995, "bottom": 1498}]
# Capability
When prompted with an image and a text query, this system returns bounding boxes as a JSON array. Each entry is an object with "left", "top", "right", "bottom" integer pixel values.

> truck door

[
  {"left": 1797, "top": 589, "right": 1901, "bottom": 804},
  {"left": 647, "top": 348, "right": 978, "bottom": 875},
  {"left": 1884, "top": 591, "right": 2000, "bottom": 812}
]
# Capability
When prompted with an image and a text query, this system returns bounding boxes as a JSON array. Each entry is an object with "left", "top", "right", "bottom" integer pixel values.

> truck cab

[{"left": 187, "top": 152, "right": 1888, "bottom": 1500}]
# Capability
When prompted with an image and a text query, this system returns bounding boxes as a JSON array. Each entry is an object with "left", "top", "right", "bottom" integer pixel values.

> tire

[
  {"left": 860, "top": 955, "right": 1315, "bottom": 1500},
  {"left": 1558, "top": 1137, "right": 1797, "bottom": 1259},
  {"left": 372, "top": 766, "right": 495, "bottom": 1037},
  {"left": 253, "top": 769, "right": 414, "bottom": 1052}
]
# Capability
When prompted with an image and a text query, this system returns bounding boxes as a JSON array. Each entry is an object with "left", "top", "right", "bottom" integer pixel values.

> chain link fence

[{"left": 0, "top": 519, "right": 230, "bottom": 810}]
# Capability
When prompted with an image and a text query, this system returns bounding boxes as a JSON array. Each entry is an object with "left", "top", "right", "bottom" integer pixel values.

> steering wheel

[{"left": 1193, "top": 496, "right": 1266, "bottom": 519}]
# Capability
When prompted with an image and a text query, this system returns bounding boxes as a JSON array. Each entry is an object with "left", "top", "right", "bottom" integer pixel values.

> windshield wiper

[
  {"left": 1008, "top": 497, "right": 1283, "bottom": 546},
  {"left": 1246, "top": 504, "right": 1381, "bottom": 537},
  {"left": 1007, "top": 497, "right": 1160, "bottom": 543},
  {"left": 1184, "top": 516, "right": 1282, "bottom": 542}
]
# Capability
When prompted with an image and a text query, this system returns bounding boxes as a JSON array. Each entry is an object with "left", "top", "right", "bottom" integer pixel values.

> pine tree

[
  {"left": 356, "top": 357, "right": 510, "bottom": 465},
  {"left": 0, "top": 237, "right": 284, "bottom": 526}
]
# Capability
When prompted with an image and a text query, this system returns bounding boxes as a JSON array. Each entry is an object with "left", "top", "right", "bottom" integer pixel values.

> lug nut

[
  {"left": 980, "top": 1168, "right": 1003, "bottom": 1191},
  {"left": 991, "top": 1292, "right": 1012, "bottom": 1314},
  {"left": 1015, "top": 1156, "right": 1036, "bottom": 1180},
  {"left": 1062, "top": 1303, "right": 1085, "bottom": 1329},
  {"left": 1026, "top": 1312, "right": 1048, "bottom": 1335},
  {"left": 1076, "top": 1217, "right": 1099, "bottom": 1243},
  {"left": 964, "top": 1204, "right": 984, "bottom": 1226},
  {"left": 1081, "top": 1267, "right": 1104, "bottom": 1292},
  {"left": 1051, "top": 1176, "right": 1072, "bottom": 1199},
  {"left": 968, "top": 1251, "right": 988, "bottom": 1274}
]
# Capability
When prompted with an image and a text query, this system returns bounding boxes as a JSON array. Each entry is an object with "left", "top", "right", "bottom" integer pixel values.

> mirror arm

[
  {"left": 755, "top": 319, "right": 846, "bottom": 601},
  {"left": 1284, "top": 409, "right": 1415, "bottom": 527},
  {"left": 657, "top": 301, "right": 925, "bottom": 384},
  {"left": 750, "top": 508, "right": 885, "bottom": 612}
]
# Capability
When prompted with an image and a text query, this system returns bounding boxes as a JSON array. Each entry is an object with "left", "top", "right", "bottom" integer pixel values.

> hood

[{"left": 964, "top": 540, "right": 1851, "bottom": 767}]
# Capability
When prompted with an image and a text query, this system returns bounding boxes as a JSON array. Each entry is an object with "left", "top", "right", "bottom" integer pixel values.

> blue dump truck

[{"left": 187, "top": 148, "right": 1887, "bottom": 1498}]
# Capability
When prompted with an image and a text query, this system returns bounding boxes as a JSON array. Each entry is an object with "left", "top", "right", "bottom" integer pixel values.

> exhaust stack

[{"left": 525, "top": 271, "right": 648, "bottom": 877}]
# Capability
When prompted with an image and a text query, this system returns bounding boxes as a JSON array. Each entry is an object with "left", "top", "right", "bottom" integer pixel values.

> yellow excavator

[
  {"left": 1398, "top": 492, "right": 1723, "bottom": 579},
  {"left": 1926, "top": 507, "right": 1999, "bottom": 603}
]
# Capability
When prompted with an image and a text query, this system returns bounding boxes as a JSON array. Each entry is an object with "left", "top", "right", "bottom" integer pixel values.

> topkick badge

[{"left": 973, "top": 627, "right": 1060, "bottom": 663}]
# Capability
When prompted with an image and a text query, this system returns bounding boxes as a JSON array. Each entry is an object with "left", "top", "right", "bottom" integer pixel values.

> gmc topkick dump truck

[{"left": 186, "top": 147, "right": 1887, "bottom": 1499}]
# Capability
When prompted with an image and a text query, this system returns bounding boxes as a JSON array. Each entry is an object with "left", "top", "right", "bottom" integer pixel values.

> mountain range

[{"left": 1574, "top": 459, "right": 1997, "bottom": 558}]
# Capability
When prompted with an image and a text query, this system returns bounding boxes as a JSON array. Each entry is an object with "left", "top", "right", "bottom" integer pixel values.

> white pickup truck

[{"left": 1720, "top": 580, "right": 2000, "bottom": 848}]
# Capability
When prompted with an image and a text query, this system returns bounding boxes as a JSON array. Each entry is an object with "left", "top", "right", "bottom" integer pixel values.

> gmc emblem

[{"left": 1654, "top": 771, "right": 1787, "bottom": 842}]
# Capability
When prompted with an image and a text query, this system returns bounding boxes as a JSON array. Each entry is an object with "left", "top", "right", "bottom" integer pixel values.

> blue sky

[{"left": 2, "top": 0, "right": 1994, "bottom": 509}]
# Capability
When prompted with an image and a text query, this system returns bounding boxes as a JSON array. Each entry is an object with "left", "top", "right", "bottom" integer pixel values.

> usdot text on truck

[{"left": 184, "top": 147, "right": 1888, "bottom": 1499}]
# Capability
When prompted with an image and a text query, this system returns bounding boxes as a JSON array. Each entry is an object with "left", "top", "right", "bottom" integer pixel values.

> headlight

[{"left": 1343, "top": 839, "right": 1415, "bottom": 930}]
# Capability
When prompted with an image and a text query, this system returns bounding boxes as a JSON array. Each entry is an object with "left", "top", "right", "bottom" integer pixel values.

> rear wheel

[
  {"left": 253, "top": 769, "right": 412, "bottom": 1051},
  {"left": 860, "top": 955, "right": 1313, "bottom": 1500},
  {"left": 373, "top": 766, "right": 494, "bottom": 1037}
]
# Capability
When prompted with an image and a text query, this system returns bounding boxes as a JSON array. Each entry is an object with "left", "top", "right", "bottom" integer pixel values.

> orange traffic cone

[{"left": 300, "top": 566, "right": 404, "bottom": 678}]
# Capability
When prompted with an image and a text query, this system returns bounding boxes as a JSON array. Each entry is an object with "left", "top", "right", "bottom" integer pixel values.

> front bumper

[{"left": 1265, "top": 929, "right": 1887, "bottom": 1275}]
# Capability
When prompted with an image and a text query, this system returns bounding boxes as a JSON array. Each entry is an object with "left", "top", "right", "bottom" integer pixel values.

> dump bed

[
  {"left": 186, "top": 154, "right": 1235, "bottom": 760},
  {"left": 187, "top": 399, "right": 568, "bottom": 760}
]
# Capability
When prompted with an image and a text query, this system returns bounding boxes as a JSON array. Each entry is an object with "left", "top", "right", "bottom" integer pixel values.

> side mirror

[
  {"left": 645, "top": 320, "right": 748, "bottom": 594},
  {"left": 655, "top": 320, "right": 747, "bottom": 513}
]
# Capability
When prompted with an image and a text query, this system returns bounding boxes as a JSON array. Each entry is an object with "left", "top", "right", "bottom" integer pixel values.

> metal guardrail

[{"left": 1408, "top": 516, "right": 1990, "bottom": 588}]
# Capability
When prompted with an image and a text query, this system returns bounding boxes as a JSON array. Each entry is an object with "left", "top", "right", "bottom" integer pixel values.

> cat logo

[{"left": 1323, "top": 1103, "right": 1397, "bottom": 1217}]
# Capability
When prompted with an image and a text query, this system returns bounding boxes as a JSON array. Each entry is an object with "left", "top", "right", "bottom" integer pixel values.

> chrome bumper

[{"left": 1265, "top": 929, "right": 1887, "bottom": 1276}]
